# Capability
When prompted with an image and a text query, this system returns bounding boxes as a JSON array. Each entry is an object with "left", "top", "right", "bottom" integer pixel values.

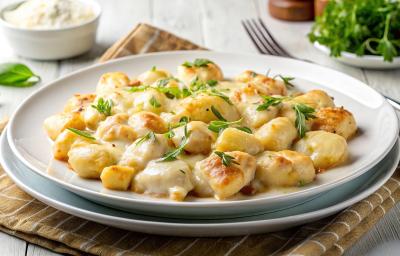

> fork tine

[
  {"left": 242, "top": 20, "right": 271, "bottom": 55},
  {"left": 249, "top": 19, "right": 284, "bottom": 57},
  {"left": 256, "top": 18, "right": 293, "bottom": 58},
  {"left": 243, "top": 19, "right": 279, "bottom": 56}
]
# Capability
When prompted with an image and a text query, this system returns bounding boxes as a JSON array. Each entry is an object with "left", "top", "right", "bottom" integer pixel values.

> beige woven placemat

[{"left": 0, "top": 23, "right": 399, "bottom": 256}]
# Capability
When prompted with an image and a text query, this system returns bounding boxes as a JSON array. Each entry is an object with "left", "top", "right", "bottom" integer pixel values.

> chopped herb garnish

[
  {"left": 251, "top": 71, "right": 257, "bottom": 78},
  {"left": 207, "top": 80, "right": 218, "bottom": 87},
  {"left": 208, "top": 119, "right": 242, "bottom": 133},
  {"left": 293, "top": 103, "right": 316, "bottom": 138},
  {"left": 149, "top": 96, "right": 161, "bottom": 108},
  {"left": 67, "top": 128, "right": 95, "bottom": 140},
  {"left": 151, "top": 66, "right": 157, "bottom": 72},
  {"left": 277, "top": 75, "right": 295, "bottom": 88},
  {"left": 208, "top": 89, "right": 233, "bottom": 105},
  {"left": 298, "top": 180, "right": 306, "bottom": 187},
  {"left": 214, "top": 151, "right": 239, "bottom": 167},
  {"left": 182, "top": 58, "right": 213, "bottom": 68},
  {"left": 256, "top": 96, "right": 286, "bottom": 111},
  {"left": 164, "top": 128, "right": 175, "bottom": 139},
  {"left": 179, "top": 169, "right": 186, "bottom": 174},
  {"left": 236, "top": 126, "right": 253, "bottom": 134},
  {"left": 128, "top": 85, "right": 149, "bottom": 92},
  {"left": 179, "top": 116, "right": 190, "bottom": 124},
  {"left": 211, "top": 105, "right": 226, "bottom": 121},
  {"left": 159, "top": 125, "right": 191, "bottom": 162},
  {"left": 91, "top": 97, "right": 113, "bottom": 116},
  {"left": 135, "top": 131, "right": 156, "bottom": 147}
]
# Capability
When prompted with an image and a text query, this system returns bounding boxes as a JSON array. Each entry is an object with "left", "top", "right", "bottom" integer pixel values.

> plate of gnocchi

[{"left": 7, "top": 51, "right": 399, "bottom": 218}]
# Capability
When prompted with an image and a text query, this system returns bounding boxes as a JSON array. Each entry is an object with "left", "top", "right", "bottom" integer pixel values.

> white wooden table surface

[{"left": 0, "top": 0, "right": 400, "bottom": 255}]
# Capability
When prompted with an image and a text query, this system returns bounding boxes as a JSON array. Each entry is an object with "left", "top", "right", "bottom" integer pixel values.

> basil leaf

[{"left": 0, "top": 63, "right": 40, "bottom": 87}]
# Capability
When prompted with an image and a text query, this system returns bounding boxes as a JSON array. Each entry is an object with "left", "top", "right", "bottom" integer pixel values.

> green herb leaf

[
  {"left": 159, "top": 125, "right": 191, "bottom": 161},
  {"left": 293, "top": 103, "right": 316, "bottom": 138},
  {"left": 208, "top": 119, "right": 242, "bottom": 133},
  {"left": 0, "top": 63, "right": 40, "bottom": 87},
  {"left": 128, "top": 85, "right": 149, "bottom": 92},
  {"left": 208, "top": 89, "right": 233, "bottom": 105},
  {"left": 149, "top": 96, "right": 161, "bottom": 108},
  {"left": 182, "top": 58, "right": 213, "bottom": 68},
  {"left": 151, "top": 66, "right": 157, "bottom": 72},
  {"left": 236, "top": 126, "right": 253, "bottom": 134},
  {"left": 135, "top": 131, "right": 155, "bottom": 147},
  {"left": 277, "top": 75, "right": 295, "bottom": 88},
  {"left": 91, "top": 98, "right": 113, "bottom": 116},
  {"left": 211, "top": 105, "right": 226, "bottom": 121},
  {"left": 308, "top": 0, "right": 400, "bottom": 62},
  {"left": 214, "top": 151, "right": 239, "bottom": 167},
  {"left": 67, "top": 128, "right": 95, "bottom": 140},
  {"left": 256, "top": 96, "right": 285, "bottom": 111}
]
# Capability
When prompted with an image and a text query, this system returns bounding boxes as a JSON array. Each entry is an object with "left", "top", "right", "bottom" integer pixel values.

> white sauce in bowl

[{"left": 3, "top": 0, "right": 95, "bottom": 29}]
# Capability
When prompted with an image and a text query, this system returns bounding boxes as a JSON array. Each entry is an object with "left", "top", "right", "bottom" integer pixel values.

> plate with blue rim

[{"left": 1, "top": 129, "right": 399, "bottom": 236}]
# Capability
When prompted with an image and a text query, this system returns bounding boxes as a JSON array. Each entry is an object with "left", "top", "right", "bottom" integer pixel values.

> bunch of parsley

[{"left": 309, "top": 0, "right": 400, "bottom": 62}]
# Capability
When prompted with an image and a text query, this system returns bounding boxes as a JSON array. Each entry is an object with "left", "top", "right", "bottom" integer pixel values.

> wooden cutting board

[{"left": 269, "top": 0, "right": 314, "bottom": 21}]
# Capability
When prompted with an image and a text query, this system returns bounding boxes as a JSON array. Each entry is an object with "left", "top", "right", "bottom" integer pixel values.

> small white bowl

[
  {"left": 314, "top": 42, "right": 400, "bottom": 69},
  {"left": 0, "top": 0, "right": 101, "bottom": 60}
]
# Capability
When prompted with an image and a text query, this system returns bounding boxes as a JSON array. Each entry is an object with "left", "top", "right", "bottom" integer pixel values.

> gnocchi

[{"left": 45, "top": 59, "right": 357, "bottom": 201}]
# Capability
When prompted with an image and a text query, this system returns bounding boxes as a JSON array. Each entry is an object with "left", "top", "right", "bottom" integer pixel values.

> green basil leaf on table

[{"left": 0, "top": 63, "right": 41, "bottom": 87}]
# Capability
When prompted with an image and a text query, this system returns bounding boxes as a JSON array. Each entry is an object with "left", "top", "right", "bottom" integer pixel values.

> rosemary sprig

[
  {"left": 214, "top": 151, "right": 239, "bottom": 167},
  {"left": 293, "top": 103, "right": 316, "bottom": 138},
  {"left": 91, "top": 98, "right": 113, "bottom": 116},
  {"left": 67, "top": 128, "right": 95, "bottom": 140}
]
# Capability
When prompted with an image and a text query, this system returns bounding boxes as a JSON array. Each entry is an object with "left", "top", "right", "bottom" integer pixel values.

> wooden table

[{"left": 0, "top": 0, "right": 399, "bottom": 255}]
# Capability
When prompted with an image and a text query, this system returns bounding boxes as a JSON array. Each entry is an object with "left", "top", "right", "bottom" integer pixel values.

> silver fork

[{"left": 242, "top": 18, "right": 400, "bottom": 111}]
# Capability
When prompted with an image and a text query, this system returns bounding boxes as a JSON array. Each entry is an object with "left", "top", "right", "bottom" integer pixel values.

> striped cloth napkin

[{"left": 0, "top": 23, "right": 399, "bottom": 256}]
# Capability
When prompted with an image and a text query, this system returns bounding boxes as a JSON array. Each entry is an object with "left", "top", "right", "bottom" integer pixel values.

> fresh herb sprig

[
  {"left": 277, "top": 75, "right": 294, "bottom": 88},
  {"left": 159, "top": 125, "right": 191, "bottom": 162},
  {"left": 0, "top": 63, "right": 40, "bottom": 87},
  {"left": 293, "top": 103, "right": 316, "bottom": 138},
  {"left": 257, "top": 96, "right": 286, "bottom": 111},
  {"left": 135, "top": 131, "right": 155, "bottom": 147},
  {"left": 208, "top": 119, "right": 242, "bottom": 133},
  {"left": 309, "top": 0, "right": 400, "bottom": 62},
  {"left": 149, "top": 96, "right": 161, "bottom": 108},
  {"left": 214, "top": 151, "right": 239, "bottom": 167},
  {"left": 67, "top": 128, "right": 96, "bottom": 140},
  {"left": 210, "top": 106, "right": 251, "bottom": 133},
  {"left": 91, "top": 98, "right": 113, "bottom": 116},
  {"left": 182, "top": 59, "right": 213, "bottom": 68}
]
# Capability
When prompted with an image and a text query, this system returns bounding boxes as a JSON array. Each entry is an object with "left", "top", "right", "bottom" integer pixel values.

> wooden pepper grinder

[{"left": 269, "top": 0, "right": 314, "bottom": 21}]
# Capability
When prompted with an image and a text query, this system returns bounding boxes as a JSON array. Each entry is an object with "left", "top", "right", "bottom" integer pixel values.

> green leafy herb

[
  {"left": 135, "top": 131, "right": 155, "bottom": 147},
  {"left": 149, "top": 96, "right": 161, "bottom": 108},
  {"left": 277, "top": 75, "right": 295, "bottom": 88},
  {"left": 208, "top": 89, "right": 233, "bottom": 105},
  {"left": 298, "top": 180, "right": 306, "bottom": 187},
  {"left": 164, "top": 128, "right": 175, "bottom": 139},
  {"left": 211, "top": 105, "right": 226, "bottom": 121},
  {"left": 293, "top": 103, "right": 316, "bottom": 138},
  {"left": 256, "top": 96, "right": 286, "bottom": 111},
  {"left": 91, "top": 98, "right": 113, "bottom": 116},
  {"left": 151, "top": 66, "right": 157, "bottom": 72},
  {"left": 182, "top": 58, "right": 213, "bottom": 68},
  {"left": 159, "top": 125, "right": 191, "bottom": 162},
  {"left": 179, "top": 116, "right": 190, "bottom": 124},
  {"left": 214, "top": 151, "right": 239, "bottom": 167},
  {"left": 208, "top": 119, "right": 242, "bottom": 133},
  {"left": 128, "top": 85, "right": 149, "bottom": 92},
  {"left": 0, "top": 63, "right": 40, "bottom": 87},
  {"left": 67, "top": 128, "right": 95, "bottom": 140},
  {"left": 207, "top": 79, "right": 218, "bottom": 87},
  {"left": 236, "top": 126, "right": 253, "bottom": 134},
  {"left": 309, "top": 0, "right": 400, "bottom": 62}
]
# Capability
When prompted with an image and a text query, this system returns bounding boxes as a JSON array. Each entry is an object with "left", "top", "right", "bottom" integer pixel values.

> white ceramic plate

[
  {"left": 1, "top": 130, "right": 398, "bottom": 236},
  {"left": 7, "top": 51, "right": 399, "bottom": 218},
  {"left": 314, "top": 42, "right": 400, "bottom": 69}
]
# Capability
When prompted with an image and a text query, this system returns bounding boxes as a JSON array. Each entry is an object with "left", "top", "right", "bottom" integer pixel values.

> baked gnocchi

[{"left": 44, "top": 59, "right": 357, "bottom": 201}]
